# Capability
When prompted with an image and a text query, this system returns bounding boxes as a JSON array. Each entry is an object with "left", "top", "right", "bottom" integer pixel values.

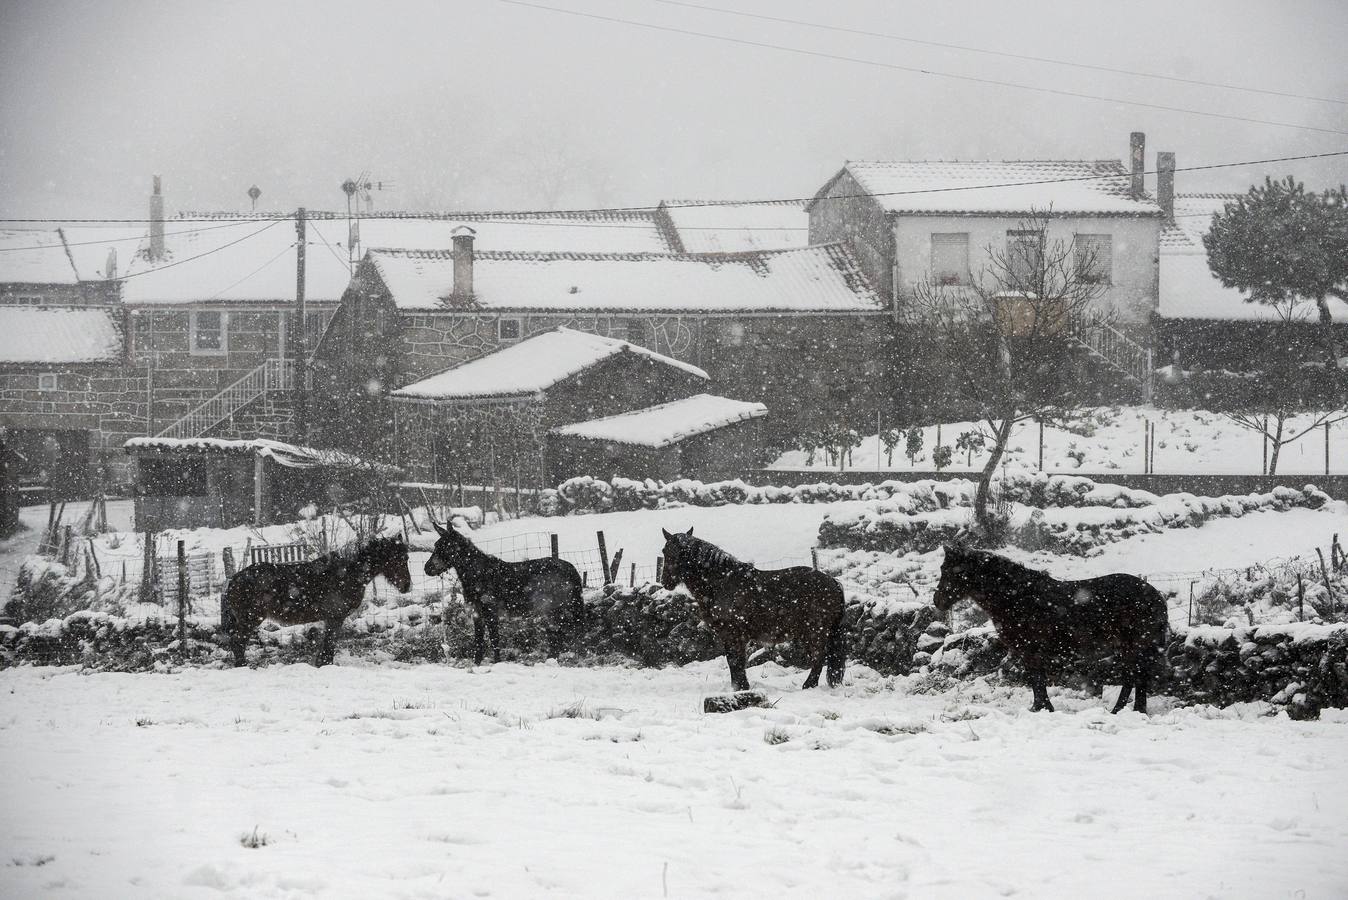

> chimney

[
  {"left": 149, "top": 175, "right": 165, "bottom": 261},
  {"left": 451, "top": 225, "right": 476, "bottom": 299},
  {"left": 1157, "top": 152, "right": 1176, "bottom": 222},
  {"left": 1129, "top": 132, "right": 1145, "bottom": 199}
]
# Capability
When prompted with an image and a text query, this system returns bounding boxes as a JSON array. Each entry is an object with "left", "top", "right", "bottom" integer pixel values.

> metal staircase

[
  {"left": 1068, "top": 312, "right": 1153, "bottom": 401},
  {"left": 156, "top": 358, "right": 295, "bottom": 439}
]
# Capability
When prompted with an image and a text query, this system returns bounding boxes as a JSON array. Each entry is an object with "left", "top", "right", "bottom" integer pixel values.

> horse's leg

[
  {"left": 1028, "top": 665, "right": 1054, "bottom": 712},
  {"left": 801, "top": 627, "right": 827, "bottom": 690},
  {"left": 1110, "top": 677, "right": 1134, "bottom": 714},
  {"left": 315, "top": 618, "right": 339, "bottom": 667},
  {"left": 485, "top": 606, "right": 502, "bottom": 664},
  {"left": 1133, "top": 670, "right": 1150, "bottom": 714},
  {"left": 724, "top": 634, "right": 750, "bottom": 692},
  {"left": 472, "top": 616, "right": 487, "bottom": 665}
]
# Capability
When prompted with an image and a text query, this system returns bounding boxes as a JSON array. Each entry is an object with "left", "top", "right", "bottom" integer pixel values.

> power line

[
  {"left": 0, "top": 215, "right": 295, "bottom": 225},
  {"left": 0, "top": 220, "right": 275, "bottom": 253},
  {"left": 304, "top": 218, "right": 353, "bottom": 274},
  {"left": 118, "top": 220, "right": 285, "bottom": 281},
  {"left": 497, "top": 0, "right": 1348, "bottom": 136},
  {"left": 0, "top": 150, "right": 1343, "bottom": 230},
  {"left": 650, "top": 0, "right": 1348, "bottom": 107},
  {"left": 200, "top": 241, "right": 296, "bottom": 301}
]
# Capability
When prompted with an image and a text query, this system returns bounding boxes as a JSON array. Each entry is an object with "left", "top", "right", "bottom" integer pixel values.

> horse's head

[
  {"left": 933, "top": 544, "right": 975, "bottom": 614},
  {"left": 425, "top": 520, "right": 470, "bottom": 577},
  {"left": 659, "top": 526, "right": 696, "bottom": 591},
  {"left": 371, "top": 534, "right": 413, "bottom": 593}
]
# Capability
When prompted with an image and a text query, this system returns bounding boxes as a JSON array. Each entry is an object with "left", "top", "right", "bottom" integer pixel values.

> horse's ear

[
  {"left": 433, "top": 521, "right": 452, "bottom": 538},
  {"left": 685, "top": 526, "right": 694, "bottom": 537},
  {"left": 661, "top": 528, "right": 673, "bottom": 541}
]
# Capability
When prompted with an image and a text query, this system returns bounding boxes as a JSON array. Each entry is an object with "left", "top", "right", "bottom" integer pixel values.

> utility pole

[{"left": 293, "top": 207, "right": 308, "bottom": 441}]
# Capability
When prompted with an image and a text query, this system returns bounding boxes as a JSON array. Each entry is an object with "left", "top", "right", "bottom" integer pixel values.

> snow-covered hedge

[
  {"left": 551, "top": 475, "right": 974, "bottom": 513},
  {"left": 819, "top": 484, "right": 1331, "bottom": 557}
]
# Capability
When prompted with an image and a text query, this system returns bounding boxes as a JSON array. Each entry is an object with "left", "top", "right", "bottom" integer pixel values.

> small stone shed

[
  {"left": 390, "top": 327, "right": 768, "bottom": 485},
  {"left": 549, "top": 394, "right": 768, "bottom": 482},
  {"left": 124, "top": 437, "right": 394, "bottom": 531}
]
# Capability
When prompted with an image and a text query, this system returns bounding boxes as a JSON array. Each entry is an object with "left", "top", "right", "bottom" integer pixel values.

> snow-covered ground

[
  {"left": 772, "top": 406, "right": 1348, "bottom": 475},
  {"left": 2, "top": 662, "right": 1346, "bottom": 899}
]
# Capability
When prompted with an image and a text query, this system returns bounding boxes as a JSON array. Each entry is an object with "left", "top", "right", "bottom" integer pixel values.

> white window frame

[
  {"left": 37, "top": 372, "right": 59, "bottom": 391},
  {"left": 931, "top": 233, "right": 970, "bottom": 286},
  {"left": 190, "top": 310, "right": 229, "bottom": 356},
  {"left": 497, "top": 317, "right": 522, "bottom": 342},
  {"left": 1073, "top": 233, "right": 1113, "bottom": 286}
]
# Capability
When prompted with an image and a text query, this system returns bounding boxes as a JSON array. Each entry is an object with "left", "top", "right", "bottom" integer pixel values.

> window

[
  {"left": 1074, "top": 234, "right": 1113, "bottom": 285},
  {"left": 37, "top": 373, "right": 58, "bottom": 391},
  {"left": 497, "top": 317, "right": 522, "bottom": 342},
  {"left": 1005, "top": 230, "right": 1044, "bottom": 288},
  {"left": 931, "top": 233, "right": 970, "bottom": 285},
  {"left": 190, "top": 311, "right": 228, "bottom": 355}
]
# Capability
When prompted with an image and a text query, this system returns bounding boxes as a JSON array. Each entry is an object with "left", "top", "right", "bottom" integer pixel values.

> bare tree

[
  {"left": 1215, "top": 301, "right": 1348, "bottom": 475},
  {"left": 907, "top": 210, "right": 1107, "bottom": 539}
]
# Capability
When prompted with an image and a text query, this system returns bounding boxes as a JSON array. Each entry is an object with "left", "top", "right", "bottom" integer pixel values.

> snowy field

[
  {"left": 2, "top": 662, "right": 1347, "bottom": 899},
  {"left": 772, "top": 406, "right": 1348, "bottom": 475}
]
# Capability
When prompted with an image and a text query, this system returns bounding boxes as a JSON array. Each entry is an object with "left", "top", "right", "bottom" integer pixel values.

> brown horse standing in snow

[
  {"left": 221, "top": 535, "right": 412, "bottom": 667},
  {"left": 932, "top": 545, "right": 1167, "bottom": 713}
]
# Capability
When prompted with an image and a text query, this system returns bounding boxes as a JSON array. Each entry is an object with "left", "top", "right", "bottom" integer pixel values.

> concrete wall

[{"left": 890, "top": 214, "right": 1160, "bottom": 327}]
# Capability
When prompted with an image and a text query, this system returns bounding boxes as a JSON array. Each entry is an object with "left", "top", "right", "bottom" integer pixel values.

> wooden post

[
  {"left": 1334, "top": 534, "right": 1343, "bottom": 573},
  {"left": 1262, "top": 415, "right": 1269, "bottom": 476},
  {"left": 58, "top": 524, "right": 73, "bottom": 566},
  {"left": 597, "top": 530, "right": 612, "bottom": 585},
  {"left": 1037, "top": 417, "right": 1044, "bottom": 471},
  {"left": 550, "top": 534, "right": 559, "bottom": 559},
  {"left": 1327, "top": 421, "right": 1332, "bottom": 476},
  {"left": 293, "top": 206, "right": 308, "bottom": 441},
  {"left": 222, "top": 546, "right": 237, "bottom": 579},
  {"left": 1317, "top": 547, "right": 1336, "bottom": 611},
  {"left": 87, "top": 539, "right": 101, "bottom": 579},
  {"left": 1297, "top": 574, "right": 1305, "bottom": 621},
  {"left": 176, "top": 539, "right": 188, "bottom": 647},
  {"left": 811, "top": 549, "right": 820, "bottom": 570},
  {"left": 1187, "top": 580, "right": 1196, "bottom": 627},
  {"left": 140, "top": 532, "right": 155, "bottom": 602},
  {"left": 655, "top": 556, "right": 663, "bottom": 583},
  {"left": 253, "top": 454, "right": 266, "bottom": 526},
  {"left": 629, "top": 562, "right": 636, "bottom": 587}
]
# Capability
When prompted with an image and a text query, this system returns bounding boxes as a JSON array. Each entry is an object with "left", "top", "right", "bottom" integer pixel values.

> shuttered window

[
  {"left": 931, "top": 233, "right": 969, "bottom": 285},
  {"left": 1006, "top": 230, "right": 1044, "bottom": 287},
  {"left": 1074, "top": 234, "right": 1112, "bottom": 285}
]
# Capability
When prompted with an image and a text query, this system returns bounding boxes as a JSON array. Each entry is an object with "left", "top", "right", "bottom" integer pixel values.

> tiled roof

[
  {"left": 1152, "top": 193, "right": 1337, "bottom": 322},
  {"left": 658, "top": 200, "right": 808, "bottom": 253},
  {"left": 123, "top": 436, "right": 392, "bottom": 471},
  {"left": 820, "top": 160, "right": 1162, "bottom": 216},
  {"left": 0, "top": 306, "right": 122, "bottom": 363},
  {"left": 391, "top": 327, "right": 708, "bottom": 401},
  {"left": 118, "top": 210, "right": 674, "bottom": 305},
  {"left": 551, "top": 394, "right": 767, "bottom": 448},
  {"left": 369, "top": 243, "right": 883, "bottom": 312}
]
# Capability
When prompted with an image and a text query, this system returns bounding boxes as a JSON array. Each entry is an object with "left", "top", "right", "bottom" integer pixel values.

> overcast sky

[{"left": 2, "top": 0, "right": 1345, "bottom": 220}]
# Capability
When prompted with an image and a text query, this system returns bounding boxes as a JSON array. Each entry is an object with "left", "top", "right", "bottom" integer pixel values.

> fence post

[
  {"left": 1297, "top": 574, "right": 1305, "bottom": 622},
  {"left": 176, "top": 539, "right": 188, "bottom": 649},
  {"left": 1037, "top": 417, "right": 1044, "bottom": 471},
  {"left": 58, "top": 525, "right": 73, "bottom": 566},
  {"left": 1316, "top": 547, "right": 1336, "bottom": 611},
  {"left": 655, "top": 556, "right": 663, "bottom": 583},
  {"left": 1187, "top": 580, "right": 1195, "bottom": 626},
  {"left": 629, "top": 562, "right": 636, "bottom": 587},
  {"left": 1327, "top": 422, "right": 1332, "bottom": 477},
  {"left": 596, "top": 531, "right": 612, "bottom": 585},
  {"left": 1333, "top": 534, "right": 1342, "bottom": 573},
  {"left": 140, "top": 530, "right": 156, "bottom": 603},
  {"left": 810, "top": 549, "right": 820, "bottom": 571},
  {"left": 222, "top": 546, "right": 237, "bottom": 579},
  {"left": 550, "top": 534, "right": 559, "bottom": 559}
]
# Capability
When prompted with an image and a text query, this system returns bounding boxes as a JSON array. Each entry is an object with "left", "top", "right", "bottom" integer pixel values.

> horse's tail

[{"left": 825, "top": 604, "right": 848, "bottom": 688}]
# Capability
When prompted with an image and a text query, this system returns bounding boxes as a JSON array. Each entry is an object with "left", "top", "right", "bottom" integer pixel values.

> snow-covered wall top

[
  {"left": 0, "top": 306, "right": 122, "bottom": 364},
  {"left": 551, "top": 394, "right": 767, "bottom": 448},
  {"left": 819, "top": 160, "right": 1163, "bottom": 216},
  {"left": 123, "top": 436, "right": 385, "bottom": 470},
  {"left": 391, "top": 326, "right": 709, "bottom": 401},
  {"left": 368, "top": 243, "right": 885, "bottom": 312}
]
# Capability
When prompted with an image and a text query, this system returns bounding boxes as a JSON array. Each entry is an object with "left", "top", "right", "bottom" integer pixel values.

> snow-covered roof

[
  {"left": 391, "top": 327, "right": 708, "bottom": 401},
  {"left": 0, "top": 306, "right": 122, "bottom": 364},
  {"left": 657, "top": 200, "right": 808, "bottom": 253},
  {"left": 118, "top": 211, "right": 673, "bottom": 306},
  {"left": 123, "top": 436, "right": 393, "bottom": 471},
  {"left": 551, "top": 394, "right": 767, "bottom": 448},
  {"left": 1156, "top": 193, "right": 1348, "bottom": 322},
  {"left": 368, "top": 243, "right": 883, "bottom": 312},
  {"left": 0, "top": 229, "right": 82, "bottom": 284},
  {"left": 817, "top": 160, "right": 1162, "bottom": 216}
]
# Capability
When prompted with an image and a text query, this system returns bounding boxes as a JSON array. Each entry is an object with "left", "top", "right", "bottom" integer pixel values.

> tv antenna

[{"left": 341, "top": 171, "right": 395, "bottom": 267}]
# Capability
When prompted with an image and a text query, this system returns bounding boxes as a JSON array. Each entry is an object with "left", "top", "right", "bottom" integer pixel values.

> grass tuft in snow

[
  {"left": 763, "top": 726, "right": 791, "bottom": 745},
  {"left": 238, "top": 826, "right": 270, "bottom": 849},
  {"left": 547, "top": 700, "right": 602, "bottom": 721}
]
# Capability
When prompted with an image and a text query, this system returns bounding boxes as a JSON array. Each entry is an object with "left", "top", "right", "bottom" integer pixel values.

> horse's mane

[
  {"left": 963, "top": 550, "right": 1066, "bottom": 605},
  {"left": 687, "top": 536, "right": 751, "bottom": 573}
]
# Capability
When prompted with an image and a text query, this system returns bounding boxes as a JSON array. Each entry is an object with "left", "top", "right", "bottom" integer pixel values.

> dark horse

[
  {"left": 424, "top": 521, "right": 586, "bottom": 664},
  {"left": 660, "top": 527, "right": 847, "bottom": 691},
  {"left": 221, "top": 535, "right": 412, "bottom": 667},
  {"left": 933, "top": 545, "right": 1167, "bottom": 713}
]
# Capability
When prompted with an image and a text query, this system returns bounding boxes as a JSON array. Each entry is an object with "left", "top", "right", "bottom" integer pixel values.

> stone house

[{"left": 317, "top": 229, "right": 889, "bottom": 455}]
